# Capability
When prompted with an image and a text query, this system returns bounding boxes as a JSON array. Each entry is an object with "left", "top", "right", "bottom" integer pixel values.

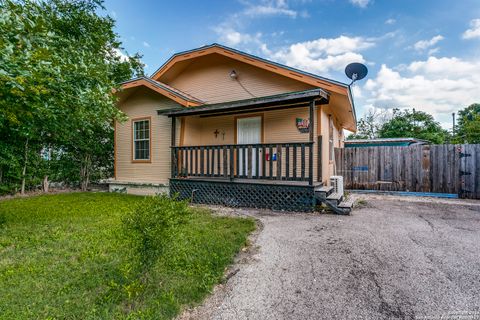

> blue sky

[{"left": 105, "top": 0, "right": 480, "bottom": 130}]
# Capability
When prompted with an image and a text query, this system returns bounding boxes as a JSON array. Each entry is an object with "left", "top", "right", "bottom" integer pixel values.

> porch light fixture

[{"left": 229, "top": 70, "right": 238, "bottom": 79}]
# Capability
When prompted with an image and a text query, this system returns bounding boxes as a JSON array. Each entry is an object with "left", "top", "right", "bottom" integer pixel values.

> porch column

[
  {"left": 171, "top": 116, "right": 177, "bottom": 178},
  {"left": 309, "top": 99, "right": 314, "bottom": 186}
]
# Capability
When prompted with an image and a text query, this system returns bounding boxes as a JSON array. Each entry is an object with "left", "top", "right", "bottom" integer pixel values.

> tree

[
  {"left": 347, "top": 108, "right": 391, "bottom": 140},
  {"left": 454, "top": 103, "right": 480, "bottom": 144},
  {"left": 377, "top": 109, "right": 448, "bottom": 144},
  {"left": 0, "top": 0, "right": 143, "bottom": 194}
]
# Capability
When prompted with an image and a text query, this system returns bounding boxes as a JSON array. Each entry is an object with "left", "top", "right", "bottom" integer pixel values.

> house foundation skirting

[
  {"left": 108, "top": 181, "right": 169, "bottom": 196},
  {"left": 170, "top": 178, "right": 316, "bottom": 212}
]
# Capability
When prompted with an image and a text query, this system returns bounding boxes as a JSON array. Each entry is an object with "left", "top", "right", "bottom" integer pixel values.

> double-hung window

[{"left": 133, "top": 118, "right": 150, "bottom": 161}]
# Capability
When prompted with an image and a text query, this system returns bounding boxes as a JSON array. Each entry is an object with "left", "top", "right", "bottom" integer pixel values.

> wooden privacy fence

[{"left": 334, "top": 144, "right": 480, "bottom": 199}]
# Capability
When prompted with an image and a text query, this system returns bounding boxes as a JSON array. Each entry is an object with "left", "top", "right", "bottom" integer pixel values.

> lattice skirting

[{"left": 170, "top": 179, "right": 315, "bottom": 212}]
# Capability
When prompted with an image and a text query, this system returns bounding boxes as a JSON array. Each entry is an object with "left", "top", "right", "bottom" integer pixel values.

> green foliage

[
  {"left": 0, "top": 193, "right": 255, "bottom": 319},
  {"left": 347, "top": 117, "right": 376, "bottom": 140},
  {"left": 348, "top": 108, "right": 390, "bottom": 140},
  {"left": 0, "top": 212, "right": 6, "bottom": 227},
  {"left": 454, "top": 103, "right": 480, "bottom": 144},
  {"left": 0, "top": 0, "right": 144, "bottom": 193},
  {"left": 377, "top": 108, "right": 448, "bottom": 144},
  {"left": 122, "top": 195, "right": 191, "bottom": 267}
]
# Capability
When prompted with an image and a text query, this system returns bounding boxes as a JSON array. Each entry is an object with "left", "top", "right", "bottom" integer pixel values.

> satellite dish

[{"left": 345, "top": 62, "right": 368, "bottom": 85}]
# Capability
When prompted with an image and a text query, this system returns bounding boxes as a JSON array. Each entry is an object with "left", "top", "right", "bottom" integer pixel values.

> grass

[{"left": 0, "top": 192, "right": 255, "bottom": 319}]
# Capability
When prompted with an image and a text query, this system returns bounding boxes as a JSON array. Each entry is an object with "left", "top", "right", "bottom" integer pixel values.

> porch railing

[{"left": 171, "top": 142, "right": 314, "bottom": 184}]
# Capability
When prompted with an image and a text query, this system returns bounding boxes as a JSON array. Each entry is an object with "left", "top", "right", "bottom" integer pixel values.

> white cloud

[
  {"left": 428, "top": 47, "right": 440, "bottom": 56},
  {"left": 214, "top": 26, "right": 262, "bottom": 46},
  {"left": 462, "top": 19, "right": 480, "bottom": 39},
  {"left": 213, "top": 33, "right": 378, "bottom": 76},
  {"left": 142, "top": 41, "right": 150, "bottom": 48},
  {"left": 213, "top": 1, "right": 302, "bottom": 46},
  {"left": 351, "top": 84, "right": 363, "bottom": 98},
  {"left": 364, "top": 57, "right": 480, "bottom": 116},
  {"left": 385, "top": 18, "right": 396, "bottom": 25},
  {"left": 243, "top": 0, "right": 297, "bottom": 18},
  {"left": 264, "top": 35, "right": 375, "bottom": 75},
  {"left": 349, "top": 0, "right": 371, "bottom": 8},
  {"left": 413, "top": 35, "right": 444, "bottom": 52},
  {"left": 113, "top": 48, "right": 129, "bottom": 62}
]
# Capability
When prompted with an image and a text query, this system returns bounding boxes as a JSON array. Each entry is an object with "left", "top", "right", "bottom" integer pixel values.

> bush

[{"left": 122, "top": 194, "right": 191, "bottom": 267}]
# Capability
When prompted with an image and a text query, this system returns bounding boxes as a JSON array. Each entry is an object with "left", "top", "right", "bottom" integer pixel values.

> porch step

[
  {"left": 337, "top": 198, "right": 354, "bottom": 215},
  {"left": 314, "top": 186, "right": 351, "bottom": 215},
  {"left": 326, "top": 192, "right": 343, "bottom": 204},
  {"left": 315, "top": 186, "right": 333, "bottom": 195},
  {"left": 323, "top": 199, "right": 350, "bottom": 215},
  {"left": 314, "top": 186, "right": 334, "bottom": 201}
]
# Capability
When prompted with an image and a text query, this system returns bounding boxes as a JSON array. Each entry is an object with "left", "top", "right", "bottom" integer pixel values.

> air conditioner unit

[{"left": 330, "top": 176, "right": 344, "bottom": 197}]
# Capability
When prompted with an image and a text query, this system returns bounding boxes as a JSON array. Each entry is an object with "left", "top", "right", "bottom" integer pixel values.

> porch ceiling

[{"left": 157, "top": 88, "right": 329, "bottom": 117}]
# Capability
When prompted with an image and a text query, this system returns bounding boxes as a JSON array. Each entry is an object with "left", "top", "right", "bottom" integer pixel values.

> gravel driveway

[{"left": 180, "top": 195, "right": 480, "bottom": 320}]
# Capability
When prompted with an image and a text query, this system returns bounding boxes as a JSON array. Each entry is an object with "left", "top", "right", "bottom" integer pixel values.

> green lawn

[{"left": 0, "top": 192, "right": 255, "bottom": 319}]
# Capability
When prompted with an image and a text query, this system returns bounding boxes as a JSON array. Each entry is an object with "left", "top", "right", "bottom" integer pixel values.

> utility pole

[{"left": 452, "top": 112, "right": 456, "bottom": 135}]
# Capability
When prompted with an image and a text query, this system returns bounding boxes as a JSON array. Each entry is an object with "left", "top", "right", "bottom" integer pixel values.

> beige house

[{"left": 112, "top": 43, "right": 357, "bottom": 211}]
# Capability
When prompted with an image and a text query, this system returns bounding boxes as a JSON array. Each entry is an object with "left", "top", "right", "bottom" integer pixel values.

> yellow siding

[
  {"left": 180, "top": 106, "right": 319, "bottom": 182},
  {"left": 167, "top": 54, "right": 315, "bottom": 104},
  {"left": 319, "top": 104, "right": 344, "bottom": 185},
  {"left": 115, "top": 55, "right": 347, "bottom": 186},
  {"left": 115, "top": 87, "right": 181, "bottom": 185},
  {"left": 115, "top": 89, "right": 342, "bottom": 185}
]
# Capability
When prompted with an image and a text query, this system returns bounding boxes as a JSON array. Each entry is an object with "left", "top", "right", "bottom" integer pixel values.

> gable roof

[
  {"left": 151, "top": 43, "right": 350, "bottom": 96},
  {"left": 117, "top": 44, "right": 357, "bottom": 131},
  {"left": 118, "top": 77, "right": 204, "bottom": 107}
]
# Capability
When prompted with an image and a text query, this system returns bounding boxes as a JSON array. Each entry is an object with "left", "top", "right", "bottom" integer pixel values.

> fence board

[{"left": 335, "top": 144, "right": 479, "bottom": 198}]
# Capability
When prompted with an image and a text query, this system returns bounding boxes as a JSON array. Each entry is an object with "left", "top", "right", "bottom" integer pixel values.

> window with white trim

[{"left": 133, "top": 119, "right": 150, "bottom": 160}]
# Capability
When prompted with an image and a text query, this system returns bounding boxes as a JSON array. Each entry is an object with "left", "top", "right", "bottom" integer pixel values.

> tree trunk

[
  {"left": 20, "top": 138, "right": 29, "bottom": 195},
  {"left": 80, "top": 153, "right": 91, "bottom": 191},
  {"left": 43, "top": 175, "right": 49, "bottom": 193}
]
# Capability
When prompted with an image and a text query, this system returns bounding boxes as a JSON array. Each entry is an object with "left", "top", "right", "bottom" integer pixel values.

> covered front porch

[{"left": 161, "top": 89, "right": 329, "bottom": 211}]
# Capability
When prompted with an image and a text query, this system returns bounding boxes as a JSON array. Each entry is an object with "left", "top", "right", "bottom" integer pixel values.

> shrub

[{"left": 122, "top": 194, "right": 191, "bottom": 267}]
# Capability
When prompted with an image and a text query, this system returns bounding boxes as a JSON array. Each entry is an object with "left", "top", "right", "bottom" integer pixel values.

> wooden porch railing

[{"left": 172, "top": 142, "right": 314, "bottom": 184}]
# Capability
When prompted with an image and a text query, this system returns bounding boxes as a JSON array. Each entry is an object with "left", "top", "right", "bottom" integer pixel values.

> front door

[{"left": 237, "top": 116, "right": 262, "bottom": 177}]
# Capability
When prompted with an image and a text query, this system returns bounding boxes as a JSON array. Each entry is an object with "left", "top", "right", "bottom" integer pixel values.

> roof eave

[{"left": 118, "top": 76, "right": 203, "bottom": 107}]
